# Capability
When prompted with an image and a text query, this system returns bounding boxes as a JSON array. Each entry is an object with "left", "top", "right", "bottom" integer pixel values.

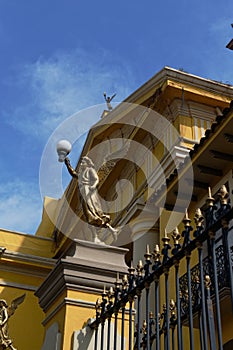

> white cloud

[
  {"left": 0, "top": 180, "right": 42, "bottom": 234},
  {"left": 1, "top": 47, "right": 136, "bottom": 234},
  {"left": 5, "top": 48, "right": 136, "bottom": 140}
]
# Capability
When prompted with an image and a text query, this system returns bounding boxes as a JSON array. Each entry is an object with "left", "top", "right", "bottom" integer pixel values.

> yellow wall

[
  {"left": 0, "top": 229, "right": 54, "bottom": 349},
  {"left": 0, "top": 229, "right": 54, "bottom": 257},
  {"left": 0, "top": 285, "right": 45, "bottom": 349}
]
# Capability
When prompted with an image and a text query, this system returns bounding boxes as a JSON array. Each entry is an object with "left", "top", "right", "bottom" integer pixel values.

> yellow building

[{"left": 1, "top": 67, "right": 233, "bottom": 349}]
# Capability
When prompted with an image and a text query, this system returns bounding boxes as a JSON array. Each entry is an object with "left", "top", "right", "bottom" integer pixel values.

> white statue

[{"left": 64, "top": 155, "right": 118, "bottom": 243}]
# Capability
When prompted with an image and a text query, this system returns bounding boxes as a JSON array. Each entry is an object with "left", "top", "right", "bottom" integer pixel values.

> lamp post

[{"left": 56, "top": 139, "right": 72, "bottom": 162}]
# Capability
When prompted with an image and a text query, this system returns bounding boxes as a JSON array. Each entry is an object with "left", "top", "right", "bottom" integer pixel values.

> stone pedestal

[{"left": 35, "top": 240, "right": 128, "bottom": 350}]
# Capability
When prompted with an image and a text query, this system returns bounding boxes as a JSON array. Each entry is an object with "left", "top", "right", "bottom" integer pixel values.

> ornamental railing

[
  {"left": 91, "top": 185, "right": 233, "bottom": 350},
  {"left": 179, "top": 241, "right": 233, "bottom": 320}
]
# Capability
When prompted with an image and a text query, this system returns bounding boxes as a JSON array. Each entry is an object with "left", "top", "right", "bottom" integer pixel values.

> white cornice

[
  {"left": 0, "top": 250, "right": 56, "bottom": 268},
  {"left": 0, "top": 280, "right": 37, "bottom": 291},
  {"left": 124, "top": 66, "right": 233, "bottom": 104}
]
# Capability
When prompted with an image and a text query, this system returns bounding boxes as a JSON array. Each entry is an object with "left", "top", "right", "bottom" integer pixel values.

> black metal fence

[{"left": 91, "top": 185, "right": 233, "bottom": 350}]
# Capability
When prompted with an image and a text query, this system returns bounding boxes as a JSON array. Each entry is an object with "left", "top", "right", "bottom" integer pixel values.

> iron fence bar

[
  {"left": 129, "top": 299, "right": 133, "bottom": 350},
  {"left": 144, "top": 246, "right": 152, "bottom": 350},
  {"left": 135, "top": 259, "right": 144, "bottom": 350},
  {"left": 209, "top": 231, "right": 223, "bottom": 350},
  {"left": 106, "top": 286, "right": 114, "bottom": 350},
  {"left": 175, "top": 262, "right": 183, "bottom": 350},
  {"left": 155, "top": 278, "right": 160, "bottom": 350},
  {"left": 107, "top": 317, "right": 111, "bottom": 350},
  {"left": 121, "top": 307, "right": 125, "bottom": 350},
  {"left": 198, "top": 311, "right": 204, "bottom": 350},
  {"left": 113, "top": 274, "right": 121, "bottom": 350},
  {"left": 121, "top": 273, "right": 128, "bottom": 350},
  {"left": 100, "top": 321, "right": 105, "bottom": 350},
  {"left": 186, "top": 252, "right": 194, "bottom": 350},
  {"left": 141, "top": 320, "right": 147, "bottom": 350},
  {"left": 128, "top": 263, "right": 135, "bottom": 350},
  {"left": 94, "top": 298, "right": 101, "bottom": 350},
  {"left": 222, "top": 220, "right": 233, "bottom": 315},
  {"left": 169, "top": 299, "right": 176, "bottom": 350},
  {"left": 136, "top": 291, "right": 141, "bottom": 350},
  {"left": 171, "top": 228, "right": 182, "bottom": 350},
  {"left": 94, "top": 325, "right": 99, "bottom": 350},
  {"left": 197, "top": 243, "right": 208, "bottom": 350},
  {"left": 164, "top": 269, "right": 170, "bottom": 350},
  {"left": 149, "top": 312, "right": 154, "bottom": 350},
  {"left": 181, "top": 324, "right": 184, "bottom": 350},
  {"left": 113, "top": 312, "right": 118, "bottom": 350},
  {"left": 100, "top": 290, "right": 107, "bottom": 350},
  {"left": 134, "top": 325, "right": 138, "bottom": 350},
  {"left": 161, "top": 233, "right": 171, "bottom": 350},
  {"left": 171, "top": 327, "right": 175, "bottom": 350},
  {"left": 152, "top": 245, "right": 161, "bottom": 350},
  {"left": 145, "top": 286, "right": 150, "bottom": 350},
  {"left": 163, "top": 317, "right": 166, "bottom": 350},
  {"left": 205, "top": 276, "right": 217, "bottom": 350}
]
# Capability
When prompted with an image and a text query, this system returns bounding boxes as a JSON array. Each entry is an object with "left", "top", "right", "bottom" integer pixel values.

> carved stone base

[
  {"left": 36, "top": 239, "right": 129, "bottom": 313},
  {"left": 66, "top": 239, "right": 128, "bottom": 269}
]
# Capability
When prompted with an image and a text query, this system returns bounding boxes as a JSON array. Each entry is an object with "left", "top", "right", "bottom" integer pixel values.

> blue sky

[{"left": 0, "top": 0, "right": 233, "bottom": 234}]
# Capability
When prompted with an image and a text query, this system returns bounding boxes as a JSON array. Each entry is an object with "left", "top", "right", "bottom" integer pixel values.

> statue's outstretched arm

[
  {"left": 64, "top": 157, "right": 78, "bottom": 178},
  {"left": 110, "top": 93, "right": 116, "bottom": 101}
]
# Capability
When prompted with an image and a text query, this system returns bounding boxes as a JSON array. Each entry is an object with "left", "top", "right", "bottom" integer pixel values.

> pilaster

[{"left": 35, "top": 239, "right": 128, "bottom": 350}]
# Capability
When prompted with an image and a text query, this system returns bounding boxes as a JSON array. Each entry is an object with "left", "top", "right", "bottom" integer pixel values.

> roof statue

[{"left": 103, "top": 92, "right": 116, "bottom": 111}]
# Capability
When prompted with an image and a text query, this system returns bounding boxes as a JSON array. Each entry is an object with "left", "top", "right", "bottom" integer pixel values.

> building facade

[{"left": 0, "top": 67, "right": 233, "bottom": 349}]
